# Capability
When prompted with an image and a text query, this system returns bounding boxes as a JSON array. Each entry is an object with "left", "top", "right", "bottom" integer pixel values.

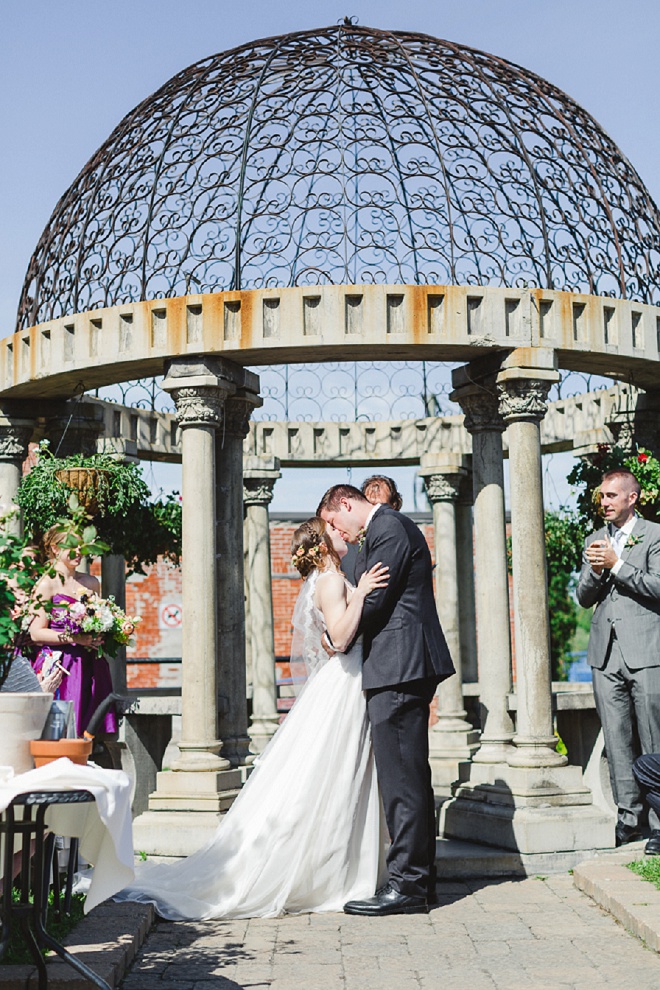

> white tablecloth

[{"left": 0, "top": 758, "right": 134, "bottom": 912}]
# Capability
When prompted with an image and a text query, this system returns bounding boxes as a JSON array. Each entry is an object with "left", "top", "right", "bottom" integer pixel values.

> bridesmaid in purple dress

[{"left": 29, "top": 526, "right": 117, "bottom": 737}]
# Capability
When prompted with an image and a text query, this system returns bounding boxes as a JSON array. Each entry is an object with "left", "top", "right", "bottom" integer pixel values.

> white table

[{"left": 0, "top": 757, "right": 134, "bottom": 913}]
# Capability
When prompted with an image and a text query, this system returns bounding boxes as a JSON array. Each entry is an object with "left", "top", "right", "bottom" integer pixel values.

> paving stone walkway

[{"left": 119, "top": 875, "right": 660, "bottom": 990}]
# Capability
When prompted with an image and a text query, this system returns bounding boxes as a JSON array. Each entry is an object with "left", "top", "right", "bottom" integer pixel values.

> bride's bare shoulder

[{"left": 313, "top": 570, "right": 346, "bottom": 605}]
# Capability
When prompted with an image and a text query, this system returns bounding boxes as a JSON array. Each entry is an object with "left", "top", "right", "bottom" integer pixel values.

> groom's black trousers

[{"left": 366, "top": 675, "right": 439, "bottom": 899}]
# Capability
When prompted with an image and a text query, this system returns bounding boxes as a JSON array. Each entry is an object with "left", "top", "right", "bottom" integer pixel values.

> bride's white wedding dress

[{"left": 114, "top": 570, "right": 386, "bottom": 919}]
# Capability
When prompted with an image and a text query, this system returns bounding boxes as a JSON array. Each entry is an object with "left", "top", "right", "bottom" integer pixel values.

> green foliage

[
  {"left": 17, "top": 445, "right": 181, "bottom": 576},
  {"left": 628, "top": 857, "right": 660, "bottom": 888},
  {"left": 507, "top": 508, "right": 586, "bottom": 680},
  {"left": 544, "top": 509, "right": 586, "bottom": 680},
  {"left": 567, "top": 443, "right": 660, "bottom": 533},
  {"left": 2, "top": 887, "right": 85, "bottom": 964},
  {"left": 0, "top": 522, "right": 52, "bottom": 687}
]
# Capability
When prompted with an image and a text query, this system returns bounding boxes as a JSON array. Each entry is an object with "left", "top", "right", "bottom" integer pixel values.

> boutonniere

[
  {"left": 357, "top": 528, "right": 366, "bottom": 551},
  {"left": 625, "top": 533, "right": 643, "bottom": 548}
]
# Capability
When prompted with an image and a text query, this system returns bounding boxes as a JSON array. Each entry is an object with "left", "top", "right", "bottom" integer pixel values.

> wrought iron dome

[{"left": 17, "top": 23, "right": 660, "bottom": 331}]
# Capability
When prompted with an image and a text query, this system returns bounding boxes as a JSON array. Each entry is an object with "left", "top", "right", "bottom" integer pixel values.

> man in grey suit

[
  {"left": 576, "top": 468, "right": 660, "bottom": 846},
  {"left": 318, "top": 484, "right": 454, "bottom": 915}
]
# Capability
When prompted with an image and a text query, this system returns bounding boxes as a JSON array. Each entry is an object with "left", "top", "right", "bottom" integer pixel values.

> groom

[{"left": 318, "top": 484, "right": 454, "bottom": 915}]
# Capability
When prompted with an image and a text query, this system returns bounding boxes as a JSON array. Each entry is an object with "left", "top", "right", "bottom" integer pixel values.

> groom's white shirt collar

[{"left": 364, "top": 502, "right": 382, "bottom": 532}]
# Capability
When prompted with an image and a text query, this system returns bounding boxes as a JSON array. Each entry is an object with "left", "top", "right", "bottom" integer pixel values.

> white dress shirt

[{"left": 609, "top": 515, "right": 637, "bottom": 577}]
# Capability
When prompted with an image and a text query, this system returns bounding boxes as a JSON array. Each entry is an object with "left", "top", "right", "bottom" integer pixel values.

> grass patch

[
  {"left": 627, "top": 858, "right": 660, "bottom": 889},
  {"left": 2, "top": 888, "right": 85, "bottom": 965}
]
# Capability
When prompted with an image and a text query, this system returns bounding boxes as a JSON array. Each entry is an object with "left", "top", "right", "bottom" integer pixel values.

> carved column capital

[
  {"left": 421, "top": 472, "right": 463, "bottom": 504},
  {"left": 224, "top": 393, "right": 262, "bottom": 440},
  {"left": 497, "top": 369, "right": 559, "bottom": 424},
  {"left": 0, "top": 422, "right": 33, "bottom": 462},
  {"left": 452, "top": 381, "right": 505, "bottom": 435},
  {"left": 171, "top": 386, "right": 226, "bottom": 429},
  {"left": 243, "top": 476, "right": 278, "bottom": 506}
]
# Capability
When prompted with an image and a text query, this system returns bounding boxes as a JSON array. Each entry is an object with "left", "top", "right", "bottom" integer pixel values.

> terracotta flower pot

[
  {"left": 29, "top": 738, "right": 93, "bottom": 768},
  {"left": 54, "top": 467, "right": 109, "bottom": 515}
]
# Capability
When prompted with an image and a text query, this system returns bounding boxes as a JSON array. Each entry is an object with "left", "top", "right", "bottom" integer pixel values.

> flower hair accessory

[{"left": 291, "top": 539, "right": 326, "bottom": 569}]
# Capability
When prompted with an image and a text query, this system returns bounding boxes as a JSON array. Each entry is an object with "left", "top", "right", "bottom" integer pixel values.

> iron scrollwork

[{"left": 17, "top": 23, "right": 660, "bottom": 332}]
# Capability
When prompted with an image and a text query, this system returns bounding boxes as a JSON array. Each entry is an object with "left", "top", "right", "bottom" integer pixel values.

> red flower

[{"left": 638, "top": 453, "right": 649, "bottom": 463}]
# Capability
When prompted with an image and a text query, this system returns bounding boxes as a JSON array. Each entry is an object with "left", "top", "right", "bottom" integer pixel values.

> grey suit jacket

[
  {"left": 354, "top": 506, "right": 454, "bottom": 690},
  {"left": 576, "top": 517, "right": 660, "bottom": 670}
]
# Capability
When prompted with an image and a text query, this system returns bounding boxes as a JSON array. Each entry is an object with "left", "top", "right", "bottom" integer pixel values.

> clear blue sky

[{"left": 1, "top": 0, "right": 657, "bottom": 509}]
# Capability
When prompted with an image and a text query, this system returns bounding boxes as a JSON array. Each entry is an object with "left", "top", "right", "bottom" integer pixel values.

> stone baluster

[
  {"left": 216, "top": 388, "right": 262, "bottom": 767},
  {"left": 243, "top": 456, "right": 282, "bottom": 754},
  {"left": 451, "top": 377, "right": 515, "bottom": 763},
  {"left": 419, "top": 456, "right": 480, "bottom": 791},
  {"left": 0, "top": 413, "right": 34, "bottom": 535},
  {"left": 497, "top": 368, "right": 566, "bottom": 768}
]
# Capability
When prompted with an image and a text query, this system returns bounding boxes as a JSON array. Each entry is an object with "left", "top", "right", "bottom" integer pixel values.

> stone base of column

[
  {"left": 441, "top": 761, "right": 614, "bottom": 854},
  {"left": 249, "top": 716, "right": 280, "bottom": 755},
  {"left": 429, "top": 724, "right": 481, "bottom": 793},
  {"left": 132, "top": 767, "right": 250, "bottom": 856}
]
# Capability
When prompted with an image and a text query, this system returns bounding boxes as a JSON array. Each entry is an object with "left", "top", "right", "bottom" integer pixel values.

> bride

[{"left": 114, "top": 517, "right": 389, "bottom": 919}]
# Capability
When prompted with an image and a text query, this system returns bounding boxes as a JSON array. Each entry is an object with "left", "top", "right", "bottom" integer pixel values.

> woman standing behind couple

[{"left": 115, "top": 484, "right": 453, "bottom": 919}]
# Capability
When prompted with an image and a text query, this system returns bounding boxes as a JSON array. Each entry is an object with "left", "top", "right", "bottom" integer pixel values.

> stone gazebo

[{"left": 2, "top": 24, "right": 659, "bottom": 863}]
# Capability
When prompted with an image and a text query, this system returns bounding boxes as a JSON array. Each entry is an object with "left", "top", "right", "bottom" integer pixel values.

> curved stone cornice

[
  {"left": 80, "top": 381, "right": 643, "bottom": 466},
  {"left": 2, "top": 285, "right": 659, "bottom": 399}
]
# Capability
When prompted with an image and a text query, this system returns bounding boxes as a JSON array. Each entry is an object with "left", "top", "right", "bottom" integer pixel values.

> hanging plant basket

[{"left": 55, "top": 467, "right": 110, "bottom": 515}]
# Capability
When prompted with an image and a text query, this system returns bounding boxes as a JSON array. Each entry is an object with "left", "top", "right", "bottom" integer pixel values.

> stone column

[
  {"left": 243, "top": 456, "right": 281, "bottom": 754},
  {"left": 419, "top": 455, "right": 479, "bottom": 792},
  {"left": 165, "top": 377, "right": 232, "bottom": 773},
  {"left": 456, "top": 473, "right": 478, "bottom": 685},
  {"left": 0, "top": 414, "right": 34, "bottom": 535},
  {"left": 132, "top": 362, "right": 246, "bottom": 857},
  {"left": 497, "top": 368, "right": 566, "bottom": 769},
  {"left": 216, "top": 387, "right": 262, "bottom": 768},
  {"left": 451, "top": 377, "right": 515, "bottom": 763},
  {"left": 98, "top": 439, "right": 138, "bottom": 695},
  {"left": 443, "top": 359, "right": 612, "bottom": 861}
]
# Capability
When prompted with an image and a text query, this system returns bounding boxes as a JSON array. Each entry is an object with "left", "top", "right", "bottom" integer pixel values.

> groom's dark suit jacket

[{"left": 354, "top": 505, "right": 454, "bottom": 690}]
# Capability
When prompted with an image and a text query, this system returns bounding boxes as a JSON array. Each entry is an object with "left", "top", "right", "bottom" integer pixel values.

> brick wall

[{"left": 124, "top": 513, "right": 437, "bottom": 687}]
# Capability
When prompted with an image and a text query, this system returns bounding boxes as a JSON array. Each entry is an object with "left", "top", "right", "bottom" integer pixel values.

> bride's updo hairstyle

[{"left": 291, "top": 518, "right": 341, "bottom": 578}]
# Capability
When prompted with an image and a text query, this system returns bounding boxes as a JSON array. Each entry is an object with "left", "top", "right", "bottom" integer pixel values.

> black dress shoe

[
  {"left": 428, "top": 887, "right": 439, "bottom": 907},
  {"left": 645, "top": 830, "right": 660, "bottom": 855},
  {"left": 615, "top": 822, "right": 642, "bottom": 847},
  {"left": 344, "top": 882, "right": 428, "bottom": 916}
]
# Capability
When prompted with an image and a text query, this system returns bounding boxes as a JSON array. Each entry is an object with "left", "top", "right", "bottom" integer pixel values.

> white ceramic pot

[{"left": 0, "top": 692, "right": 53, "bottom": 774}]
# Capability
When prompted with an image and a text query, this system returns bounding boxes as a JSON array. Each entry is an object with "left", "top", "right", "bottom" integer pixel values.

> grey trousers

[{"left": 592, "top": 631, "right": 660, "bottom": 829}]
